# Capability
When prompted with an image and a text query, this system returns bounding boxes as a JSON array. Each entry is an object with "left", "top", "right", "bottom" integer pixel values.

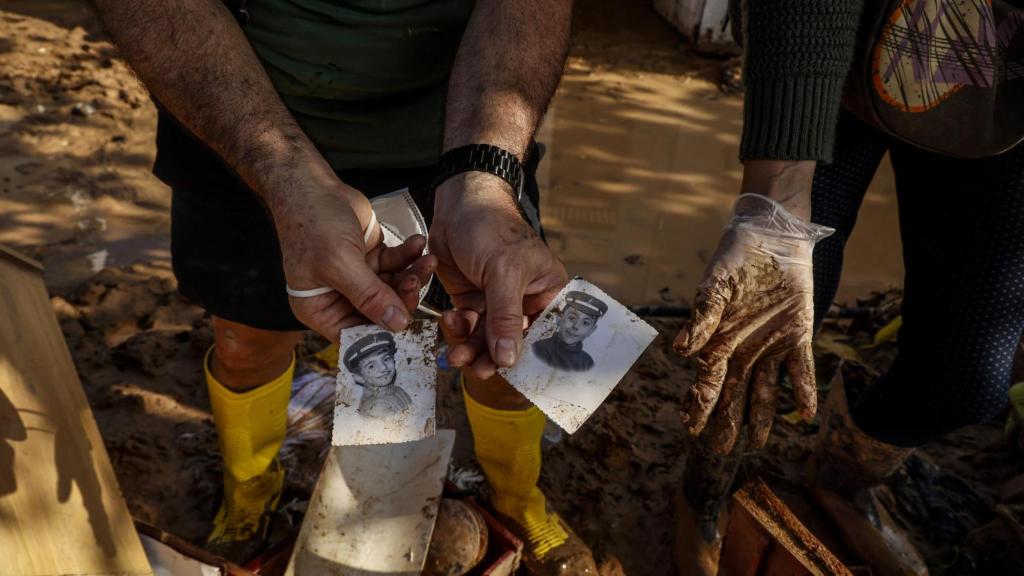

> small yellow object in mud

[
  {"left": 1006, "top": 381, "right": 1024, "bottom": 438},
  {"left": 872, "top": 316, "right": 903, "bottom": 347},
  {"left": 781, "top": 410, "right": 809, "bottom": 425}
]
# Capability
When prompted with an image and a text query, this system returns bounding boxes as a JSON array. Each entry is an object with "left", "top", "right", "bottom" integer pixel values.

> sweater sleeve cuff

[{"left": 739, "top": 75, "right": 847, "bottom": 163}]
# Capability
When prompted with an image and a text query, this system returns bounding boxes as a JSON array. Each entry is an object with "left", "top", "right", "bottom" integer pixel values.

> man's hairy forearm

[
  {"left": 94, "top": 0, "right": 338, "bottom": 214},
  {"left": 443, "top": 0, "right": 573, "bottom": 160}
]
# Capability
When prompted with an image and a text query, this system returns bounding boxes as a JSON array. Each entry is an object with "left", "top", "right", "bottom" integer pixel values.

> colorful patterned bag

[{"left": 844, "top": 0, "right": 1024, "bottom": 157}]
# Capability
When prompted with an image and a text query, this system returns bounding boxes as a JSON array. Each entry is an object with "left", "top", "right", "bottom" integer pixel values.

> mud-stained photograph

[
  {"left": 532, "top": 290, "right": 609, "bottom": 372},
  {"left": 346, "top": 331, "right": 411, "bottom": 418},
  {"left": 501, "top": 278, "right": 658, "bottom": 434},
  {"left": 332, "top": 321, "right": 437, "bottom": 446}
]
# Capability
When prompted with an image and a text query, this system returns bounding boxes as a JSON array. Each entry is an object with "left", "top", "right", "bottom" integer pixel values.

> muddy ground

[
  {"left": 2, "top": 1, "right": 1023, "bottom": 575},
  {"left": 50, "top": 267, "right": 1024, "bottom": 575}
]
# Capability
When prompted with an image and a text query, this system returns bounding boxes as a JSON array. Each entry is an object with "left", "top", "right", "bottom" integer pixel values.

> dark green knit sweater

[{"left": 739, "top": 0, "right": 866, "bottom": 162}]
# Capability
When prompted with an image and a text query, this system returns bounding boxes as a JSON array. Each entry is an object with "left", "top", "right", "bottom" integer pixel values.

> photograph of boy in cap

[
  {"left": 501, "top": 279, "right": 658, "bottom": 434},
  {"left": 532, "top": 291, "right": 609, "bottom": 372},
  {"left": 344, "top": 331, "right": 412, "bottom": 419}
]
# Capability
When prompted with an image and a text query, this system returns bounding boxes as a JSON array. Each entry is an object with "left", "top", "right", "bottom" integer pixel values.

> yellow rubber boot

[
  {"left": 205, "top": 347, "right": 292, "bottom": 562},
  {"left": 463, "top": 387, "right": 597, "bottom": 575}
]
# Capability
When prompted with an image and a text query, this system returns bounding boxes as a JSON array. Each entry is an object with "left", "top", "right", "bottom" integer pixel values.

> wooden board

[
  {"left": 719, "top": 479, "right": 851, "bottom": 576},
  {"left": 0, "top": 245, "right": 152, "bottom": 576},
  {"left": 286, "top": 431, "right": 455, "bottom": 575},
  {"left": 136, "top": 522, "right": 257, "bottom": 576},
  {"left": 719, "top": 504, "right": 772, "bottom": 576}
]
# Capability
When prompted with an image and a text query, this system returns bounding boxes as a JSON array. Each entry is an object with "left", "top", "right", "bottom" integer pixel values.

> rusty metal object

[
  {"left": 136, "top": 521, "right": 258, "bottom": 576},
  {"left": 424, "top": 498, "right": 489, "bottom": 576}
]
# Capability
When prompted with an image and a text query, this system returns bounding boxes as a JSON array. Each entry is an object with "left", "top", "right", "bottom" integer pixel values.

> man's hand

[
  {"left": 431, "top": 172, "right": 567, "bottom": 377},
  {"left": 271, "top": 163, "right": 437, "bottom": 342},
  {"left": 430, "top": 0, "right": 572, "bottom": 376},
  {"left": 94, "top": 0, "right": 433, "bottom": 339},
  {"left": 674, "top": 192, "right": 834, "bottom": 455}
]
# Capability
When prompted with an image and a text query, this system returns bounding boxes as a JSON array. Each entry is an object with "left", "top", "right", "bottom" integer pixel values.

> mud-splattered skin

[{"left": 674, "top": 196, "right": 830, "bottom": 455}]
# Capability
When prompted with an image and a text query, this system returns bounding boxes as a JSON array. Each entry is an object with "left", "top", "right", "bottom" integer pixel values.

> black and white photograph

[
  {"left": 332, "top": 322, "right": 437, "bottom": 446},
  {"left": 531, "top": 290, "right": 609, "bottom": 372},
  {"left": 500, "top": 278, "right": 658, "bottom": 434},
  {"left": 346, "top": 331, "right": 411, "bottom": 418}
]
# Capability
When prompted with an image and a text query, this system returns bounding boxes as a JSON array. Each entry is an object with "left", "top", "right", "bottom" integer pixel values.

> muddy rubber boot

[
  {"left": 809, "top": 372, "right": 928, "bottom": 576},
  {"left": 207, "top": 458, "right": 285, "bottom": 561},
  {"left": 508, "top": 511, "right": 602, "bottom": 576},
  {"left": 205, "top": 348, "right": 293, "bottom": 562},
  {"left": 674, "top": 439, "right": 743, "bottom": 576},
  {"left": 463, "top": 388, "right": 599, "bottom": 575}
]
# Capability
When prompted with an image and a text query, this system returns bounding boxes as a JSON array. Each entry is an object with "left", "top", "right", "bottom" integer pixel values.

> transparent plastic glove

[{"left": 674, "top": 194, "right": 834, "bottom": 454}]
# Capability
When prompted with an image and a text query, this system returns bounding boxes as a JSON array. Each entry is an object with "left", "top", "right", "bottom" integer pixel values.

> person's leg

[
  {"left": 205, "top": 317, "right": 302, "bottom": 557},
  {"left": 462, "top": 375, "right": 597, "bottom": 574},
  {"left": 210, "top": 317, "right": 302, "bottom": 392},
  {"left": 810, "top": 111, "right": 892, "bottom": 326},
  {"left": 801, "top": 120, "right": 930, "bottom": 575},
  {"left": 812, "top": 137, "right": 1024, "bottom": 576},
  {"left": 167, "top": 151, "right": 309, "bottom": 560},
  {"left": 852, "top": 140, "right": 1024, "bottom": 445}
]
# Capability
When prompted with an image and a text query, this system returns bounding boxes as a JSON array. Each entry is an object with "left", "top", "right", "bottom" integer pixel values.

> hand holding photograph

[
  {"left": 500, "top": 278, "right": 658, "bottom": 434},
  {"left": 332, "top": 321, "right": 437, "bottom": 446}
]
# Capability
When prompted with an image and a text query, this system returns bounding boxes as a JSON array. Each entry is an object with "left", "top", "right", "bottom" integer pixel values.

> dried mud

[
  {"left": 47, "top": 274, "right": 1024, "bottom": 574},
  {"left": 0, "top": 0, "right": 170, "bottom": 293}
]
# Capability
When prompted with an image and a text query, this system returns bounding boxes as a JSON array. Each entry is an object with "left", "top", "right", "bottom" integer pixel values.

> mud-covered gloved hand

[{"left": 674, "top": 194, "right": 834, "bottom": 454}]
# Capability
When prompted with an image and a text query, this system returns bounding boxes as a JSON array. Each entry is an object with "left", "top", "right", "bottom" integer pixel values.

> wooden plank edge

[
  {"left": 0, "top": 244, "right": 43, "bottom": 274},
  {"left": 135, "top": 520, "right": 258, "bottom": 576},
  {"left": 732, "top": 479, "right": 852, "bottom": 576}
]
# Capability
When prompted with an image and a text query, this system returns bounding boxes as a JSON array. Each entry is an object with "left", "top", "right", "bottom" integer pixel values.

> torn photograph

[
  {"left": 500, "top": 278, "right": 658, "bottom": 434},
  {"left": 332, "top": 321, "right": 437, "bottom": 446}
]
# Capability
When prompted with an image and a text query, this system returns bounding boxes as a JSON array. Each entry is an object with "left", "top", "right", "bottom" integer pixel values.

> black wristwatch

[{"left": 432, "top": 144, "right": 524, "bottom": 205}]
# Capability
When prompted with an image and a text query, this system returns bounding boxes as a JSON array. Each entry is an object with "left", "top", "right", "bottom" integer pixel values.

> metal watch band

[{"left": 432, "top": 144, "right": 525, "bottom": 204}]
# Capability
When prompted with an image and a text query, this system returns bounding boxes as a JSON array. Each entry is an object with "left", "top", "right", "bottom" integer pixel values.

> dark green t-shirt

[{"left": 242, "top": 0, "right": 475, "bottom": 169}]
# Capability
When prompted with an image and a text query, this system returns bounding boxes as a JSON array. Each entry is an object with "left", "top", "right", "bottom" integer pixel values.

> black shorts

[{"left": 156, "top": 114, "right": 543, "bottom": 332}]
